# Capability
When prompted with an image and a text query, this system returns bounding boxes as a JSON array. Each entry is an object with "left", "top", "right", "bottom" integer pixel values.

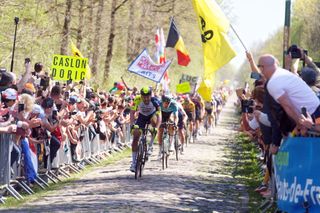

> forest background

[{"left": 0, "top": 0, "right": 319, "bottom": 91}]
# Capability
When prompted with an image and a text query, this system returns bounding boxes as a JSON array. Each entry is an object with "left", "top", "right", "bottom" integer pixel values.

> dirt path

[{"left": 2, "top": 94, "right": 248, "bottom": 213}]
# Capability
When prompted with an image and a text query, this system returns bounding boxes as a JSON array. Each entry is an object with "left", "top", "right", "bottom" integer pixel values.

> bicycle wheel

[
  {"left": 165, "top": 152, "right": 169, "bottom": 168},
  {"left": 162, "top": 133, "right": 169, "bottom": 170},
  {"left": 161, "top": 139, "right": 165, "bottom": 170},
  {"left": 139, "top": 140, "right": 147, "bottom": 177},
  {"left": 184, "top": 125, "right": 188, "bottom": 147},
  {"left": 174, "top": 134, "right": 179, "bottom": 161},
  {"left": 135, "top": 147, "right": 142, "bottom": 179},
  {"left": 204, "top": 116, "right": 208, "bottom": 136}
]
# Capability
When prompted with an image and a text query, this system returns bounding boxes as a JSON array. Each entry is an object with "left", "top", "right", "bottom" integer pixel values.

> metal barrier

[{"left": 0, "top": 118, "right": 132, "bottom": 204}]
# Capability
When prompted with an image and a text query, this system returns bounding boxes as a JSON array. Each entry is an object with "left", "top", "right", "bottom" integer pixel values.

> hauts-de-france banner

[
  {"left": 274, "top": 136, "right": 320, "bottom": 213},
  {"left": 51, "top": 55, "right": 88, "bottom": 81},
  {"left": 128, "top": 48, "right": 171, "bottom": 83}
]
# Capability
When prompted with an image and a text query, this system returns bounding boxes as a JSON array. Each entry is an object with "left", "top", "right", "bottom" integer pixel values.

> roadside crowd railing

[{"left": 0, "top": 119, "right": 132, "bottom": 204}]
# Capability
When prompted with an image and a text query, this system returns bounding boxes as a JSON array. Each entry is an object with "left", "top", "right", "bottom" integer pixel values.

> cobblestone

[{"left": 2, "top": 95, "right": 248, "bottom": 213}]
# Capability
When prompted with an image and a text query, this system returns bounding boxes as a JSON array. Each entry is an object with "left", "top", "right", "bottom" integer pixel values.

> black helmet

[
  {"left": 162, "top": 94, "right": 172, "bottom": 103},
  {"left": 140, "top": 86, "right": 152, "bottom": 96}
]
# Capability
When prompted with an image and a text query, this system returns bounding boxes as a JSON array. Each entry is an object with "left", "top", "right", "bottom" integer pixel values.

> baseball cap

[
  {"left": 69, "top": 96, "right": 80, "bottom": 105},
  {"left": 301, "top": 67, "right": 318, "bottom": 86},
  {"left": 25, "top": 83, "right": 36, "bottom": 93},
  {"left": 2, "top": 88, "right": 18, "bottom": 100}
]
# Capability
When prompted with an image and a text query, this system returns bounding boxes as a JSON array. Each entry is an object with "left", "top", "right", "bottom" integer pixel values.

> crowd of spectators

[
  {"left": 0, "top": 59, "right": 138, "bottom": 198},
  {"left": 237, "top": 46, "right": 320, "bottom": 201}
]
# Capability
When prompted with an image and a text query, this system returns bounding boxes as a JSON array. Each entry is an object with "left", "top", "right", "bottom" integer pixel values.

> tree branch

[{"left": 114, "top": 0, "right": 129, "bottom": 12}]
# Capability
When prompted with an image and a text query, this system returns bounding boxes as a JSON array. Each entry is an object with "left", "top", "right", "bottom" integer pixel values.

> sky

[{"left": 224, "top": 0, "right": 288, "bottom": 67}]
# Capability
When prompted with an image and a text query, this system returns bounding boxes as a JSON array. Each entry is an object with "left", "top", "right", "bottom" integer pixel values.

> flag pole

[{"left": 230, "top": 24, "right": 247, "bottom": 52}]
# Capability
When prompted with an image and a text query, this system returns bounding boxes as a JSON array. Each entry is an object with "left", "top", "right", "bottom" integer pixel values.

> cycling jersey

[
  {"left": 204, "top": 101, "right": 214, "bottom": 110},
  {"left": 131, "top": 95, "right": 160, "bottom": 116},
  {"left": 182, "top": 100, "right": 195, "bottom": 112},
  {"left": 160, "top": 99, "right": 178, "bottom": 113}
]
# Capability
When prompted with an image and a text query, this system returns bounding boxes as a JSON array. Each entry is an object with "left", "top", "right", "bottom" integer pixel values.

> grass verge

[
  {"left": 0, "top": 148, "right": 131, "bottom": 209},
  {"left": 228, "top": 133, "right": 265, "bottom": 211}
]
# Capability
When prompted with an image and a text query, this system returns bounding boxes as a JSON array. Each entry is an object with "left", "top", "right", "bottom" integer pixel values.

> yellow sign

[
  {"left": 176, "top": 82, "right": 191, "bottom": 94},
  {"left": 51, "top": 55, "right": 88, "bottom": 81}
]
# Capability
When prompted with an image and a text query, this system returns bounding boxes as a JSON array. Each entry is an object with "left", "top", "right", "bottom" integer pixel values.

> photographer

[{"left": 40, "top": 97, "right": 62, "bottom": 169}]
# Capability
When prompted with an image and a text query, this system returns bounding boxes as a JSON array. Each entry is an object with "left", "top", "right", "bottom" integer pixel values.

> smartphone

[
  {"left": 250, "top": 72, "right": 261, "bottom": 80},
  {"left": 64, "top": 91, "right": 70, "bottom": 100},
  {"left": 301, "top": 107, "right": 307, "bottom": 117},
  {"left": 18, "top": 103, "right": 25, "bottom": 113},
  {"left": 25, "top": 58, "right": 31, "bottom": 64},
  {"left": 67, "top": 79, "right": 72, "bottom": 85}
]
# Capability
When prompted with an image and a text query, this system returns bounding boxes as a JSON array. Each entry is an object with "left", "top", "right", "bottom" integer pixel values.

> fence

[{"left": 0, "top": 121, "right": 132, "bottom": 204}]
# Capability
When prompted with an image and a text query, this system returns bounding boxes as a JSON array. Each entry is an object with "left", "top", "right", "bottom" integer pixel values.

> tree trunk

[
  {"left": 60, "top": 0, "right": 72, "bottom": 55},
  {"left": 87, "top": 0, "right": 95, "bottom": 60},
  {"left": 126, "top": 0, "right": 135, "bottom": 62},
  {"left": 91, "top": 0, "right": 104, "bottom": 75},
  {"left": 76, "top": 0, "right": 85, "bottom": 47},
  {"left": 104, "top": 0, "right": 117, "bottom": 80}
]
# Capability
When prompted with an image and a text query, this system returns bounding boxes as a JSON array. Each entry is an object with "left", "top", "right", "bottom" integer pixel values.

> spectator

[{"left": 258, "top": 54, "right": 320, "bottom": 125}]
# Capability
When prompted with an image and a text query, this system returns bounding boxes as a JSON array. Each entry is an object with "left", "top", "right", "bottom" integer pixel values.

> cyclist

[
  {"left": 176, "top": 98, "right": 188, "bottom": 154},
  {"left": 214, "top": 93, "right": 223, "bottom": 125},
  {"left": 129, "top": 87, "right": 161, "bottom": 172},
  {"left": 182, "top": 95, "right": 196, "bottom": 141},
  {"left": 157, "top": 94, "right": 179, "bottom": 158},
  {"left": 191, "top": 94, "right": 205, "bottom": 137},
  {"left": 204, "top": 98, "right": 216, "bottom": 131}
]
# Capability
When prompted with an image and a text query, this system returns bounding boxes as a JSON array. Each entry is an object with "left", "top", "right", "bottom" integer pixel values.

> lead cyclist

[{"left": 129, "top": 87, "right": 161, "bottom": 172}]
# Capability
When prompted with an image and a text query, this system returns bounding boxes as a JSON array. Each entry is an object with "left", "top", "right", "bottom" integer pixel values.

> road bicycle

[
  {"left": 160, "top": 122, "right": 177, "bottom": 170},
  {"left": 135, "top": 124, "right": 151, "bottom": 179}
]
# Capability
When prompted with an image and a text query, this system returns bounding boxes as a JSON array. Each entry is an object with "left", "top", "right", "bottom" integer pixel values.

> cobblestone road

[{"left": 2, "top": 95, "right": 248, "bottom": 213}]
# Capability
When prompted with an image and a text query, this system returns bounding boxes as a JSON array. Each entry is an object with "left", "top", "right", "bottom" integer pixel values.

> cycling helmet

[
  {"left": 140, "top": 86, "right": 152, "bottom": 96},
  {"left": 162, "top": 94, "right": 172, "bottom": 103}
]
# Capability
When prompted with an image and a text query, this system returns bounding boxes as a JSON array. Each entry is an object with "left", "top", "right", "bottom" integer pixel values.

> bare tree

[
  {"left": 104, "top": 0, "right": 129, "bottom": 79},
  {"left": 60, "top": 0, "right": 72, "bottom": 55}
]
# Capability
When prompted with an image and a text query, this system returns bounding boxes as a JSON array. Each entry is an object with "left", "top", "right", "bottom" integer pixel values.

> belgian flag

[{"left": 166, "top": 18, "right": 190, "bottom": 66}]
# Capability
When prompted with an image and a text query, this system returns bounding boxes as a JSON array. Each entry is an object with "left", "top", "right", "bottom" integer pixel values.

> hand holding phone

[{"left": 301, "top": 107, "right": 307, "bottom": 117}]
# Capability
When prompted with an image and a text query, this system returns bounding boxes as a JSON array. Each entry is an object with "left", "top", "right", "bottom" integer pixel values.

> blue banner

[{"left": 275, "top": 137, "right": 320, "bottom": 213}]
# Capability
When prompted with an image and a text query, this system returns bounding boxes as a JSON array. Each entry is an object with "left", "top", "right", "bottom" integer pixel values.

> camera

[
  {"left": 241, "top": 99, "right": 254, "bottom": 113},
  {"left": 250, "top": 72, "right": 261, "bottom": 80},
  {"left": 287, "top": 44, "right": 308, "bottom": 59},
  {"left": 40, "top": 76, "right": 50, "bottom": 90}
]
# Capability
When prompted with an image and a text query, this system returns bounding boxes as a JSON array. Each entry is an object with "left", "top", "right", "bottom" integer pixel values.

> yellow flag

[
  {"left": 70, "top": 40, "right": 91, "bottom": 79},
  {"left": 192, "top": 0, "right": 236, "bottom": 100},
  {"left": 197, "top": 79, "right": 212, "bottom": 102}
]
